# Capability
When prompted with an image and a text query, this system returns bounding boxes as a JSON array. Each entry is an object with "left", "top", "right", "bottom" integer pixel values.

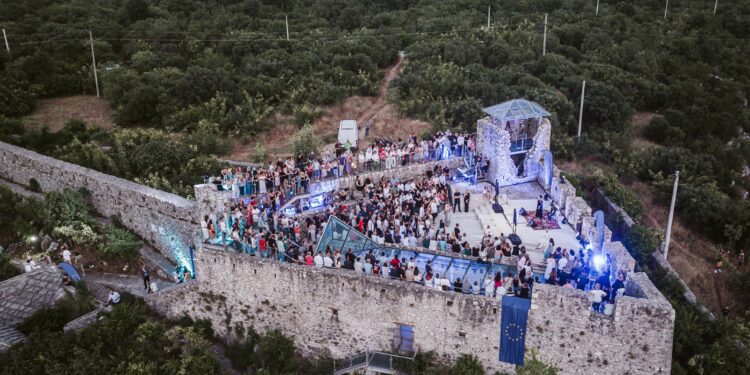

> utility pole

[
  {"left": 577, "top": 80, "right": 586, "bottom": 139},
  {"left": 663, "top": 170, "right": 680, "bottom": 260},
  {"left": 596, "top": 0, "right": 600, "bottom": 16},
  {"left": 88, "top": 31, "right": 100, "bottom": 97},
  {"left": 664, "top": 0, "right": 669, "bottom": 20},
  {"left": 714, "top": 0, "right": 718, "bottom": 15},
  {"left": 285, "top": 14, "right": 289, "bottom": 41},
  {"left": 542, "top": 14, "right": 548, "bottom": 56},
  {"left": 2, "top": 29, "right": 9, "bottom": 52},
  {"left": 487, "top": 6, "right": 491, "bottom": 29}
]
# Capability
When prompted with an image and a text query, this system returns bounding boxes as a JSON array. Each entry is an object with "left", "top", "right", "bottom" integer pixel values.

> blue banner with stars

[{"left": 500, "top": 296, "right": 531, "bottom": 366}]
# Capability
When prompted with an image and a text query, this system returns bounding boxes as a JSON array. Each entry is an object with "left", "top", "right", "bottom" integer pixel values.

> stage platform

[{"left": 450, "top": 181, "right": 583, "bottom": 272}]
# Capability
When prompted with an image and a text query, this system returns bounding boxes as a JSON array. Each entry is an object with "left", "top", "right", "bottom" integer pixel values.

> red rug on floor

[{"left": 523, "top": 210, "right": 561, "bottom": 230}]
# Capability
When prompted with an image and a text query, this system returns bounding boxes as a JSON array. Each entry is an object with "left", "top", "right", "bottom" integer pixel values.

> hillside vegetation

[{"left": 1, "top": 0, "right": 750, "bottom": 374}]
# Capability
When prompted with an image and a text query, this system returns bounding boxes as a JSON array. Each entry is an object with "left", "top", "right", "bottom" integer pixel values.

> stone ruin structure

[
  {"left": 0, "top": 140, "right": 674, "bottom": 373},
  {"left": 477, "top": 99, "right": 553, "bottom": 187}
]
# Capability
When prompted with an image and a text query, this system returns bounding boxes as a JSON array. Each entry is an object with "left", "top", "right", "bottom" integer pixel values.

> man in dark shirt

[
  {"left": 463, "top": 191, "right": 470, "bottom": 212},
  {"left": 454, "top": 278, "right": 463, "bottom": 292}
]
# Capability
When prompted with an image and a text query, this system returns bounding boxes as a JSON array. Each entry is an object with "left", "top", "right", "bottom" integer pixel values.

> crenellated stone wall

[
  {"left": 146, "top": 247, "right": 674, "bottom": 374},
  {"left": 0, "top": 141, "right": 199, "bottom": 268}
]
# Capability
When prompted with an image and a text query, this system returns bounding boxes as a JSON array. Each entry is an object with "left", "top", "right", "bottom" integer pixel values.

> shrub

[
  {"left": 0, "top": 253, "right": 19, "bottom": 281},
  {"left": 252, "top": 142, "right": 268, "bottom": 163},
  {"left": 624, "top": 224, "right": 663, "bottom": 261},
  {"left": 28, "top": 178, "right": 41, "bottom": 193},
  {"left": 53, "top": 221, "right": 98, "bottom": 246},
  {"left": 99, "top": 226, "right": 143, "bottom": 260},
  {"left": 594, "top": 172, "right": 644, "bottom": 221},
  {"left": 450, "top": 354, "right": 484, "bottom": 375},
  {"left": 293, "top": 123, "right": 323, "bottom": 157},
  {"left": 516, "top": 349, "right": 558, "bottom": 375},
  {"left": 44, "top": 189, "right": 90, "bottom": 229}
]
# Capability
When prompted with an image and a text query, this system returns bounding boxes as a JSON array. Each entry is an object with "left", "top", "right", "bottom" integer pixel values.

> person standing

[
  {"left": 61, "top": 245, "right": 72, "bottom": 264},
  {"left": 535, "top": 195, "right": 543, "bottom": 219},
  {"left": 463, "top": 191, "right": 470, "bottom": 212},
  {"left": 141, "top": 264, "right": 151, "bottom": 293},
  {"left": 453, "top": 190, "right": 461, "bottom": 213}
]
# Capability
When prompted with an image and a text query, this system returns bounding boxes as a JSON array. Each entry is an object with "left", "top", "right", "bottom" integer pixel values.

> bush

[
  {"left": 252, "top": 142, "right": 268, "bottom": 163},
  {"left": 517, "top": 349, "right": 558, "bottom": 375},
  {"left": 591, "top": 172, "right": 644, "bottom": 221},
  {"left": 293, "top": 123, "right": 323, "bottom": 157},
  {"left": 44, "top": 189, "right": 90, "bottom": 230},
  {"left": 450, "top": 354, "right": 484, "bottom": 375},
  {"left": 28, "top": 178, "right": 41, "bottom": 193},
  {"left": 624, "top": 224, "right": 663, "bottom": 261},
  {"left": 0, "top": 253, "right": 19, "bottom": 281},
  {"left": 99, "top": 226, "right": 143, "bottom": 260},
  {"left": 53, "top": 221, "right": 98, "bottom": 246}
]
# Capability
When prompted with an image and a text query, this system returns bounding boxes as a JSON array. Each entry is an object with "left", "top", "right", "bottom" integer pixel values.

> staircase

[{"left": 333, "top": 350, "right": 413, "bottom": 375}]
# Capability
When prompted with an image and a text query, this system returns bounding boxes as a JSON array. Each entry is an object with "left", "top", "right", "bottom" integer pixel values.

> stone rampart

[
  {"left": 0, "top": 141, "right": 199, "bottom": 266},
  {"left": 146, "top": 247, "right": 674, "bottom": 374}
]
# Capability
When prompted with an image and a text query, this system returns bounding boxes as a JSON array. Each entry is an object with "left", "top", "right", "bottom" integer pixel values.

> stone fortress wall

[
  {"left": 0, "top": 141, "right": 200, "bottom": 267},
  {"left": 159, "top": 151, "right": 674, "bottom": 374},
  {"left": 0, "top": 140, "right": 674, "bottom": 373},
  {"left": 148, "top": 246, "right": 674, "bottom": 375}
]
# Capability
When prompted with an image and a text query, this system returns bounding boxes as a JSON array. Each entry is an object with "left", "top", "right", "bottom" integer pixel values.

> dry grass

[
  {"left": 224, "top": 56, "right": 431, "bottom": 162},
  {"left": 630, "top": 112, "right": 662, "bottom": 151},
  {"left": 632, "top": 181, "right": 741, "bottom": 315},
  {"left": 26, "top": 95, "right": 115, "bottom": 131}
]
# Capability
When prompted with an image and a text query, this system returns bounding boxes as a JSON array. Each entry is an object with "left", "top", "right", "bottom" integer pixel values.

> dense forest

[{"left": 1, "top": 0, "right": 750, "bottom": 374}]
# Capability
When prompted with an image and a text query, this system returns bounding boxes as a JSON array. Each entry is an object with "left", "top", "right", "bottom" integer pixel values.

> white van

[{"left": 337, "top": 120, "right": 358, "bottom": 149}]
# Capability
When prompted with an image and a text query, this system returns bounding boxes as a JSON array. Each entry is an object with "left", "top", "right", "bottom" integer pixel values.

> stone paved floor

[{"left": 453, "top": 181, "right": 581, "bottom": 272}]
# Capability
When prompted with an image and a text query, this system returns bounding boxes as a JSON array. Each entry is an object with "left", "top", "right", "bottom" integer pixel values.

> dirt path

[
  {"left": 356, "top": 53, "right": 405, "bottom": 126},
  {"left": 224, "top": 54, "right": 430, "bottom": 161}
]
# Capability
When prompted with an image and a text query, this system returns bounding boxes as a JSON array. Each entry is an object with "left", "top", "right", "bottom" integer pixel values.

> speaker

[
  {"left": 519, "top": 208, "right": 527, "bottom": 216},
  {"left": 492, "top": 203, "right": 504, "bottom": 213},
  {"left": 530, "top": 220, "right": 538, "bottom": 229}
]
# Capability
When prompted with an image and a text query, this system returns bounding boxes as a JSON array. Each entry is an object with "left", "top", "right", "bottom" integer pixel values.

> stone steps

[{"left": 0, "top": 323, "right": 25, "bottom": 352}]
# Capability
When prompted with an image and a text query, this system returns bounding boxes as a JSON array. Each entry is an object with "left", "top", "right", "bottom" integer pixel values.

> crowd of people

[
  {"left": 206, "top": 131, "right": 475, "bottom": 201},
  {"left": 200, "top": 129, "right": 629, "bottom": 309}
]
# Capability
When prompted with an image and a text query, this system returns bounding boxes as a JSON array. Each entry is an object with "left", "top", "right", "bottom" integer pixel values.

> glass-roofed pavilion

[
  {"left": 482, "top": 99, "right": 550, "bottom": 154},
  {"left": 316, "top": 216, "right": 538, "bottom": 293}
]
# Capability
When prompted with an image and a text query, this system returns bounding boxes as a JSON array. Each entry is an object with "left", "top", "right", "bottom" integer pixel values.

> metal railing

[
  {"left": 213, "top": 144, "right": 470, "bottom": 200},
  {"left": 332, "top": 349, "right": 417, "bottom": 375}
]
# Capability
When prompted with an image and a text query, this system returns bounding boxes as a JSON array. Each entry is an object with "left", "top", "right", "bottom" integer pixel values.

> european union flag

[{"left": 499, "top": 296, "right": 531, "bottom": 366}]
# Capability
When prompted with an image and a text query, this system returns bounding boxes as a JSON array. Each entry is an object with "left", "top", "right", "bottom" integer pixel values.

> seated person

[{"left": 106, "top": 290, "right": 121, "bottom": 306}]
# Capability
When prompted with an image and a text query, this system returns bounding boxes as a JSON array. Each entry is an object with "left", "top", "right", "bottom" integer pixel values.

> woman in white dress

[{"left": 258, "top": 170, "right": 267, "bottom": 194}]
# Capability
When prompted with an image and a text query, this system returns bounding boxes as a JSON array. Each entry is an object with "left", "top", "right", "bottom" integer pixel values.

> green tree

[
  {"left": 44, "top": 189, "right": 90, "bottom": 230},
  {"left": 293, "top": 123, "right": 322, "bottom": 157}
]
